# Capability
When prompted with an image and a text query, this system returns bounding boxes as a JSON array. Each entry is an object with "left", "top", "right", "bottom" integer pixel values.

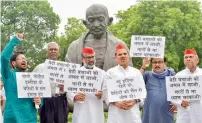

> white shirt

[
  {"left": 1, "top": 87, "right": 6, "bottom": 100},
  {"left": 103, "top": 65, "right": 146, "bottom": 123},
  {"left": 67, "top": 66, "right": 106, "bottom": 123},
  {"left": 175, "top": 67, "right": 202, "bottom": 123},
  {"left": 0, "top": 108, "right": 2, "bottom": 123},
  {"left": 0, "top": 87, "right": 5, "bottom": 123}
]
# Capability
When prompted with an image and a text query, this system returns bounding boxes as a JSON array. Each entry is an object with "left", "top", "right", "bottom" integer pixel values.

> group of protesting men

[
  {"left": 1, "top": 33, "right": 202, "bottom": 123},
  {"left": 1, "top": 3, "right": 202, "bottom": 123}
]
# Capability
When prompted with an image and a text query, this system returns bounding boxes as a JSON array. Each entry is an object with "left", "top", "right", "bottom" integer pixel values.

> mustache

[
  {"left": 91, "top": 26, "right": 103, "bottom": 30},
  {"left": 121, "top": 58, "right": 126, "bottom": 60},
  {"left": 155, "top": 66, "right": 160, "bottom": 69},
  {"left": 89, "top": 62, "right": 94, "bottom": 65}
]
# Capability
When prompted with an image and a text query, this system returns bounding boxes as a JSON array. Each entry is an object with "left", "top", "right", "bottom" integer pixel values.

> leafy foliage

[
  {"left": 56, "top": 17, "right": 87, "bottom": 61},
  {"left": 109, "top": 1, "right": 202, "bottom": 71},
  {"left": 1, "top": 1, "right": 60, "bottom": 70}
]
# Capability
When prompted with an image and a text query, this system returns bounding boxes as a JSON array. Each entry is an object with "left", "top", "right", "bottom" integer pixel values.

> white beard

[
  {"left": 83, "top": 58, "right": 96, "bottom": 69},
  {"left": 83, "top": 63, "right": 94, "bottom": 69}
]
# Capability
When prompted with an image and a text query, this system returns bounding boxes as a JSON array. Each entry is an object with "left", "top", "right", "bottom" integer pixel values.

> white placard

[
  {"left": 166, "top": 75, "right": 202, "bottom": 101},
  {"left": 64, "top": 68, "right": 103, "bottom": 93},
  {"left": 16, "top": 72, "right": 51, "bottom": 98},
  {"left": 44, "top": 59, "right": 80, "bottom": 85},
  {"left": 130, "top": 35, "right": 165, "bottom": 58},
  {"left": 107, "top": 76, "right": 146, "bottom": 102}
]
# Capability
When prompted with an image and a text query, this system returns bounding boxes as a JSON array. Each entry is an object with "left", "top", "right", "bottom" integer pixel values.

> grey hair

[
  {"left": 45, "top": 42, "right": 59, "bottom": 50},
  {"left": 81, "top": 52, "right": 96, "bottom": 58}
]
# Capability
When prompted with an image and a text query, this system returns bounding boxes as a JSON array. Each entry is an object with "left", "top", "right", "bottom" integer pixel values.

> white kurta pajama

[
  {"left": 67, "top": 66, "right": 106, "bottom": 123},
  {"left": 175, "top": 67, "right": 202, "bottom": 123},
  {"left": 103, "top": 65, "right": 146, "bottom": 123}
]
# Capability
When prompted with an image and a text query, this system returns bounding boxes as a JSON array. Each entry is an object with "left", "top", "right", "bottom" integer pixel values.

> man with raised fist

[{"left": 1, "top": 33, "right": 40, "bottom": 123}]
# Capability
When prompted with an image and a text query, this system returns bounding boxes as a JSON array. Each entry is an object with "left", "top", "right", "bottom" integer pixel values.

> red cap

[
  {"left": 184, "top": 49, "right": 197, "bottom": 55},
  {"left": 116, "top": 44, "right": 125, "bottom": 52},
  {"left": 82, "top": 47, "right": 94, "bottom": 55}
]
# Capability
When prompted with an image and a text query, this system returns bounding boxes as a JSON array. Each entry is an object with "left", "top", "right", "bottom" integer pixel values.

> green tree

[
  {"left": 109, "top": 1, "right": 202, "bottom": 71},
  {"left": 1, "top": 1, "right": 60, "bottom": 70},
  {"left": 56, "top": 17, "right": 87, "bottom": 61}
]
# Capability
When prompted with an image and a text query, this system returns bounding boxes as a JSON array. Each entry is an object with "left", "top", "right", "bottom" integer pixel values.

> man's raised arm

[{"left": 1, "top": 34, "right": 23, "bottom": 78}]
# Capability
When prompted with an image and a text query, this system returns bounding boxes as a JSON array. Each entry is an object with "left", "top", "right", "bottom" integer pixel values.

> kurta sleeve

[
  {"left": 99, "top": 70, "right": 106, "bottom": 101},
  {"left": 67, "top": 92, "right": 76, "bottom": 103},
  {"left": 1, "top": 36, "right": 20, "bottom": 79},
  {"left": 32, "top": 64, "right": 45, "bottom": 107},
  {"left": 102, "top": 71, "right": 111, "bottom": 105},
  {"left": 32, "top": 64, "right": 43, "bottom": 72},
  {"left": 137, "top": 70, "right": 147, "bottom": 105},
  {"left": 143, "top": 71, "right": 150, "bottom": 85}
]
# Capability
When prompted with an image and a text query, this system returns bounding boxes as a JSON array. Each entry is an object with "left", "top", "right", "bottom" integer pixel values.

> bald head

[{"left": 85, "top": 4, "right": 109, "bottom": 19}]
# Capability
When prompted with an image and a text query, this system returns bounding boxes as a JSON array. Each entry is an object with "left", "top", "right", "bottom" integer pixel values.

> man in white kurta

[
  {"left": 175, "top": 49, "right": 202, "bottom": 123},
  {"left": 67, "top": 47, "right": 105, "bottom": 123},
  {"left": 103, "top": 44, "right": 145, "bottom": 123}
]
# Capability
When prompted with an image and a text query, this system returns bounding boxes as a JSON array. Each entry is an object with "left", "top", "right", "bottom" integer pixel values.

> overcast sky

[
  {"left": 48, "top": 0, "right": 137, "bottom": 34},
  {"left": 47, "top": 0, "right": 201, "bottom": 34}
]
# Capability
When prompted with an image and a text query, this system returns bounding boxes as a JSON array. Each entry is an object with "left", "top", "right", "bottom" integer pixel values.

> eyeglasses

[
  {"left": 16, "top": 57, "right": 27, "bottom": 60},
  {"left": 152, "top": 61, "right": 164, "bottom": 64}
]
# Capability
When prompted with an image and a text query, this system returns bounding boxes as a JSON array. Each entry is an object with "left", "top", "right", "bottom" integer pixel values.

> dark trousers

[{"left": 40, "top": 95, "right": 69, "bottom": 123}]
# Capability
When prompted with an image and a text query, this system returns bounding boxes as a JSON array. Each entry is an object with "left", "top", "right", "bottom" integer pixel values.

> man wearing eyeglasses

[
  {"left": 141, "top": 57, "right": 176, "bottom": 123},
  {"left": 174, "top": 49, "right": 202, "bottom": 123},
  {"left": 67, "top": 47, "right": 105, "bottom": 123},
  {"left": 1, "top": 34, "right": 41, "bottom": 123}
]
